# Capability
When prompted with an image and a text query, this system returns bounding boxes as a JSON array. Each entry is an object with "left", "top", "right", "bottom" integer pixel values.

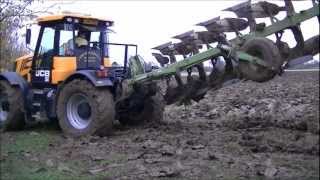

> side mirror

[{"left": 26, "top": 28, "right": 31, "bottom": 45}]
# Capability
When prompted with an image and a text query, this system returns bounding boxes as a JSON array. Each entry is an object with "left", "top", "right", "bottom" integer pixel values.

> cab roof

[{"left": 36, "top": 12, "right": 113, "bottom": 25}]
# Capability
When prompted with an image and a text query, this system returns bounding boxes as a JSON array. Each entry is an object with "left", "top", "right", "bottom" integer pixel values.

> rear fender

[
  {"left": 62, "top": 70, "right": 114, "bottom": 87},
  {"left": 54, "top": 71, "right": 115, "bottom": 118}
]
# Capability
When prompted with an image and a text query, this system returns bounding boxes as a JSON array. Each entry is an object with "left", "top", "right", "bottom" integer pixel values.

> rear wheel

[
  {"left": 118, "top": 92, "right": 165, "bottom": 126},
  {"left": 0, "top": 80, "right": 25, "bottom": 131},
  {"left": 239, "top": 38, "right": 283, "bottom": 82},
  {"left": 57, "top": 79, "right": 115, "bottom": 137}
]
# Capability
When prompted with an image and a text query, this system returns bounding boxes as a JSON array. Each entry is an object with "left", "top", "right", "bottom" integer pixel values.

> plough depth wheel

[
  {"left": 239, "top": 37, "right": 283, "bottom": 82},
  {"left": 118, "top": 91, "right": 165, "bottom": 126}
]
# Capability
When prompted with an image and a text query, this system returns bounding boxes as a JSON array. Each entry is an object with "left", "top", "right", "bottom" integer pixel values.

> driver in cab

[
  {"left": 61, "top": 31, "right": 89, "bottom": 56},
  {"left": 74, "top": 32, "right": 88, "bottom": 48}
]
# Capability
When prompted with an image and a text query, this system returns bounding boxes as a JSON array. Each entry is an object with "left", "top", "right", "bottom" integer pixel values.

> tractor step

[
  {"left": 31, "top": 112, "right": 41, "bottom": 119},
  {"left": 30, "top": 89, "right": 48, "bottom": 115},
  {"left": 33, "top": 89, "right": 44, "bottom": 95},
  {"left": 32, "top": 102, "right": 41, "bottom": 107}
]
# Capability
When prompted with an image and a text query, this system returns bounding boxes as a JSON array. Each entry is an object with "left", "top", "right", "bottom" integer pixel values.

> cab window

[
  {"left": 59, "top": 30, "right": 74, "bottom": 56},
  {"left": 34, "top": 27, "right": 54, "bottom": 69}
]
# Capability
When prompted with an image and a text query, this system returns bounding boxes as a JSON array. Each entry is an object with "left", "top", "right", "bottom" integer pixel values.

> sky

[{"left": 29, "top": 0, "right": 319, "bottom": 64}]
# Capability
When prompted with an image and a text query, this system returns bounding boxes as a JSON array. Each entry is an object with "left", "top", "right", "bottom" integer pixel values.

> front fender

[
  {"left": 0, "top": 72, "right": 29, "bottom": 96},
  {"left": 0, "top": 72, "right": 30, "bottom": 115}
]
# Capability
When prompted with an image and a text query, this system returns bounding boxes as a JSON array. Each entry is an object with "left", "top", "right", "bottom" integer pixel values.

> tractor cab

[{"left": 23, "top": 12, "right": 136, "bottom": 87}]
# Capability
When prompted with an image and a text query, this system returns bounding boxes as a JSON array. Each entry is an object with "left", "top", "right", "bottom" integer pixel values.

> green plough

[{"left": 122, "top": 0, "right": 319, "bottom": 106}]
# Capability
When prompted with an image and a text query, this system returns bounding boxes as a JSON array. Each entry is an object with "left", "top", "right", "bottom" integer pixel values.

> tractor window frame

[{"left": 31, "top": 19, "right": 112, "bottom": 70}]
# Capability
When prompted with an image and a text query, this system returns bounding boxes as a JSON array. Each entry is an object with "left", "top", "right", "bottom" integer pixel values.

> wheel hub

[
  {"left": 0, "top": 95, "right": 9, "bottom": 122},
  {"left": 67, "top": 93, "right": 92, "bottom": 130},
  {"left": 78, "top": 102, "right": 91, "bottom": 119}
]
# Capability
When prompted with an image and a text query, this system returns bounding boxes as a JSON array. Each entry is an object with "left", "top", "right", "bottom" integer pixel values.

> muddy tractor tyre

[
  {"left": 118, "top": 92, "right": 165, "bottom": 126},
  {"left": 239, "top": 38, "right": 283, "bottom": 82},
  {"left": 0, "top": 80, "right": 25, "bottom": 131},
  {"left": 57, "top": 79, "right": 115, "bottom": 137}
]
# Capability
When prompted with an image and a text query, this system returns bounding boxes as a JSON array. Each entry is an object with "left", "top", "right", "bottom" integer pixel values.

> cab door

[
  {"left": 51, "top": 29, "right": 77, "bottom": 84},
  {"left": 31, "top": 26, "right": 57, "bottom": 87}
]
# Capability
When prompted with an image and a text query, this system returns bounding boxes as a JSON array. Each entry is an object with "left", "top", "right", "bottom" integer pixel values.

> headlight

[{"left": 106, "top": 21, "right": 112, "bottom": 26}]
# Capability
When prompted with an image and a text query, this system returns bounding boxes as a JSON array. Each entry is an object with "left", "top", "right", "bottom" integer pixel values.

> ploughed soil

[{"left": 0, "top": 71, "right": 319, "bottom": 180}]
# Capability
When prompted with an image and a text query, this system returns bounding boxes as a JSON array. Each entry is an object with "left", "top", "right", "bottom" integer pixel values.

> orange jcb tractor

[{"left": 0, "top": 13, "right": 164, "bottom": 137}]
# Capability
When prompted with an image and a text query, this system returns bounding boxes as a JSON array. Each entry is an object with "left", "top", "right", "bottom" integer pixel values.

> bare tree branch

[
  {"left": 0, "top": 0, "right": 58, "bottom": 70},
  {"left": 0, "top": 0, "right": 58, "bottom": 22}
]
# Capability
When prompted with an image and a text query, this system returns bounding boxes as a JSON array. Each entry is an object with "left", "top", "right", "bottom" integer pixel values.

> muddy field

[{"left": 0, "top": 71, "right": 319, "bottom": 180}]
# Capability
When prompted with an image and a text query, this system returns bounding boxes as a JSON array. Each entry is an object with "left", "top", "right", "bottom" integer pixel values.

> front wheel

[
  {"left": 0, "top": 80, "right": 25, "bottom": 131},
  {"left": 57, "top": 79, "right": 115, "bottom": 137}
]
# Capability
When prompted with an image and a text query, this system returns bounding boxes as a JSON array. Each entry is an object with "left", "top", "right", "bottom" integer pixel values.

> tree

[{"left": 0, "top": 0, "right": 57, "bottom": 71}]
